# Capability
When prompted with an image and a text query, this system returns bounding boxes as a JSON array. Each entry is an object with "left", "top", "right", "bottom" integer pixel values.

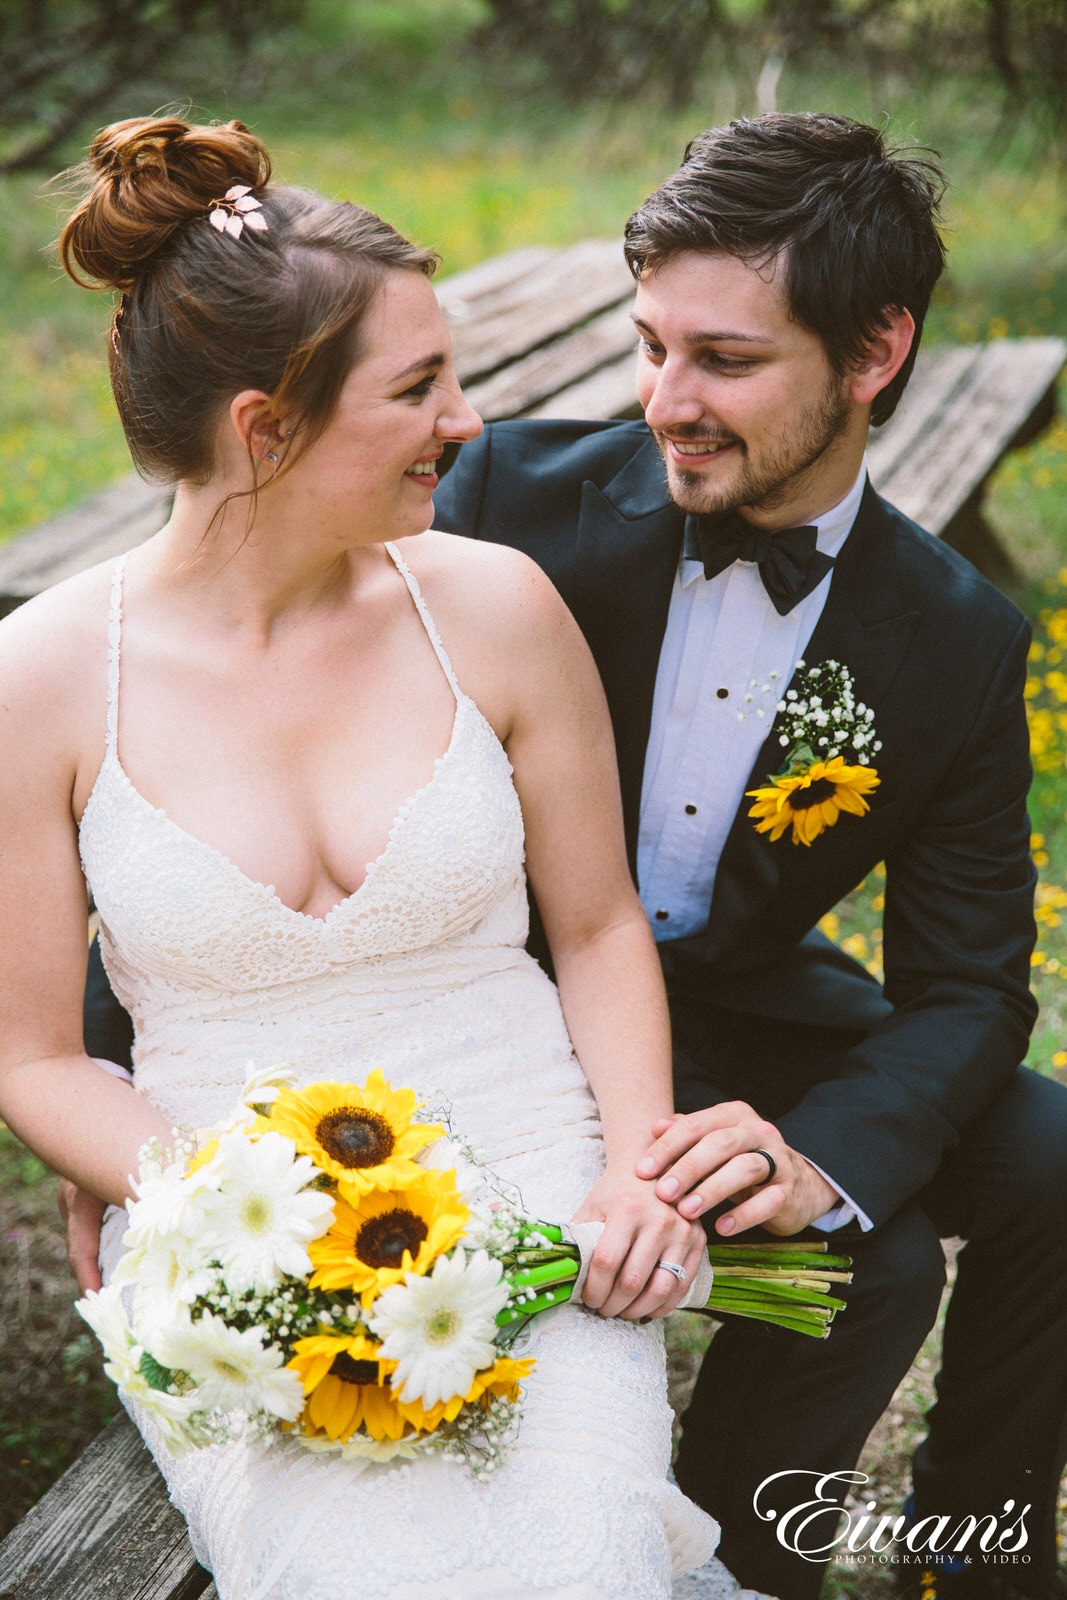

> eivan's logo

[{"left": 753, "top": 1471, "right": 1031, "bottom": 1566}]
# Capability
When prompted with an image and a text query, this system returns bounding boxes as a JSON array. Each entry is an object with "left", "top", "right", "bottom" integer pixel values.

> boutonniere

[{"left": 746, "top": 659, "right": 882, "bottom": 846}]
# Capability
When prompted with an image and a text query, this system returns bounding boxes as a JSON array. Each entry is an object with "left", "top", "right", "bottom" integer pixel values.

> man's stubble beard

[{"left": 658, "top": 371, "right": 854, "bottom": 520}]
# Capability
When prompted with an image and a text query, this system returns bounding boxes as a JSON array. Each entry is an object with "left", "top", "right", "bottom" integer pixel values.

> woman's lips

[{"left": 404, "top": 455, "right": 441, "bottom": 487}]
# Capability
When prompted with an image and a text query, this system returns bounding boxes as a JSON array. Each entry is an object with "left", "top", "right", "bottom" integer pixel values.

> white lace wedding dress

[{"left": 81, "top": 543, "right": 719, "bottom": 1600}]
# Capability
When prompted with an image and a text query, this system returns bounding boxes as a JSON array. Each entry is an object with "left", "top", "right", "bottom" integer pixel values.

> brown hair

[
  {"left": 60, "top": 116, "right": 438, "bottom": 484},
  {"left": 624, "top": 113, "right": 947, "bottom": 427}
]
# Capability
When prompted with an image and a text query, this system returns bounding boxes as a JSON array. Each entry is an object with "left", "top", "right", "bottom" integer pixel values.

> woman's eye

[
  {"left": 710, "top": 355, "right": 754, "bottom": 373},
  {"left": 403, "top": 374, "right": 437, "bottom": 399}
]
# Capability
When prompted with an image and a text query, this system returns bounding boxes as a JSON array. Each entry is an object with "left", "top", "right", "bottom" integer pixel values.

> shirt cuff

[{"left": 804, "top": 1157, "right": 874, "bottom": 1233}]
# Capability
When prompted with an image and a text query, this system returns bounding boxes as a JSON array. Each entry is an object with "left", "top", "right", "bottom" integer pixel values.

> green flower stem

[
  {"left": 508, "top": 1259, "right": 579, "bottom": 1292},
  {"left": 495, "top": 1231, "right": 853, "bottom": 1341},
  {"left": 518, "top": 1222, "right": 565, "bottom": 1245}
]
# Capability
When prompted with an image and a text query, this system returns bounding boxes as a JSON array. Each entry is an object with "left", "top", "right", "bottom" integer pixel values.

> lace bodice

[
  {"left": 82, "top": 543, "right": 718, "bottom": 1598},
  {"left": 82, "top": 545, "right": 527, "bottom": 997}
]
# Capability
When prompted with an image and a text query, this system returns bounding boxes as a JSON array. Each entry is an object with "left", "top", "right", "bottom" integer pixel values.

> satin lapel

[
  {"left": 570, "top": 434, "right": 683, "bottom": 869},
  {"left": 702, "top": 482, "right": 921, "bottom": 959}
]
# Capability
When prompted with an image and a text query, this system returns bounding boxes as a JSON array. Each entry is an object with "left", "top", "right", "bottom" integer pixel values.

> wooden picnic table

[
  {"left": 0, "top": 239, "right": 1063, "bottom": 1600},
  {"left": 0, "top": 238, "right": 1063, "bottom": 615}
]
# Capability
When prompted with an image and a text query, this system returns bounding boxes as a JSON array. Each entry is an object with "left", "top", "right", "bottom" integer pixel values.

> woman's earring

[{"left": 266, "top": 451, "right": 279, "bottom": 463}]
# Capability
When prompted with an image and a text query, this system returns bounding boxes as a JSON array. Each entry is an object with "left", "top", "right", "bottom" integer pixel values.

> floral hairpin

[{"left": 208, "top": 185, "right": 267, "bottom": 240}]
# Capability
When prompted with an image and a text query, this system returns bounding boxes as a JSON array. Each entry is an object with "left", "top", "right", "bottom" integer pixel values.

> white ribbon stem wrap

[{"left": 560, "top": 1220, "right": 714, "bottom": 1310}]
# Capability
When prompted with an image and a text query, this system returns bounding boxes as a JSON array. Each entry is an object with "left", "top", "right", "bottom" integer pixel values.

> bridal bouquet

[{"left": 77, "top": 1066, "right": 850, "bottom": 1474}]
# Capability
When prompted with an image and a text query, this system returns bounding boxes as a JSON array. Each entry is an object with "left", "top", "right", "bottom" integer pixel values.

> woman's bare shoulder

[
  {"left": 402, "top": 529, "right": 568, "bottom": 639},
  {"left": 0, "top": 560, "right": 114, "bottom": 727}
]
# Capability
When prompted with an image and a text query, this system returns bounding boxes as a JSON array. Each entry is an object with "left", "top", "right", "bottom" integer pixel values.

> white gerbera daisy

[
  {"left": 124, "top": 1159, "right": 216, "bottom": 1253},
  {"left": 198, "top": 1130, "right": 335, "bottom": 1293},
  {"left": 368, "top": 1249, "right": 509, "bottom": 1408},
  {"left": 76, "top": 1286, "right": 200, "bottom": 1456},
  {"left": 76, "top": 1285, "right": 142, "bottom": 1389},
  {"left": 155, "top": 1309, "right": 304, "bottom": 1420},
  {"left": 132, "top": 1385, "right": 202, "bottom": 1458},
  {"left": 241, "top": 1060, "right": 299, "bottom": 1109}
]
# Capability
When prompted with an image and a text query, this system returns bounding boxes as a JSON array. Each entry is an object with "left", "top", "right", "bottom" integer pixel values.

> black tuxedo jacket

[{"left": 433, "top": 418, "right": 1038, "bottom": 1227}]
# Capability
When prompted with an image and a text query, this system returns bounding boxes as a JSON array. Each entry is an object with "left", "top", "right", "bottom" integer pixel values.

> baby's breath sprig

[
  {"left": 775, "top": 659, "right": 882, "bottom": 771},
  {"left": 747, "top": 659, "right": 883, "bottom": 847}
]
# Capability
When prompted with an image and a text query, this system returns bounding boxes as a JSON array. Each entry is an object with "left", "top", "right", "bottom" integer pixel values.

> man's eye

[
  {"left": 639, "top": 339, "right": 664, "bottom": 360},
  {"left": 710, "top": 356, "right": 754, "bottom": 373}
]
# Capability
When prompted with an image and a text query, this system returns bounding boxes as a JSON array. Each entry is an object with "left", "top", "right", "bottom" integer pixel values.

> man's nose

[{"left": 640, "top": 360, "right": 705, "bottom": 433}]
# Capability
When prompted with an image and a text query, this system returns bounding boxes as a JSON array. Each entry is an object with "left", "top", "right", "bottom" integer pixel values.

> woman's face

[{"left": 285, "top": 269, "right": 482, "bottom": 546}]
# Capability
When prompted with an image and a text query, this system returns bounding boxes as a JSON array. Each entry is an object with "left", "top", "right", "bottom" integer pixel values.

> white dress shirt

[{"left": 637, "top": 461, "right": 873, "bottom": 1232}]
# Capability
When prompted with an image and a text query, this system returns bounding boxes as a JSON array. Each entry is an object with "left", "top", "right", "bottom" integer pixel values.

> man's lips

[{"left": 666, "top": 438, "right": 739, "bottom": 464}]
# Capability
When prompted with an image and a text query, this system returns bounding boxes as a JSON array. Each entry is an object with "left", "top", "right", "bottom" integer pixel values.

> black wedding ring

[{"left": 749, "top": 1148, "right": 777, "bottom": 1185}]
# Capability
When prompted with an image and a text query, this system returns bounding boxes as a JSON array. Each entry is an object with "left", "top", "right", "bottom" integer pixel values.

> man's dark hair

[{"left": 624, "top": 112, "right": 947, "bottom": 426}]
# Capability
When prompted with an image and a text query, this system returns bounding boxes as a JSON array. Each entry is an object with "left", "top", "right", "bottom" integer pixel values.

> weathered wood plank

[
  {"left": 465, "top": 299, "right": 637, "bottom": 420},
  {"left": 526, "top": 347, "right": 643, "bottom": 421},
  {"left": 869, "top": 337, "right": 1065, "bottom": 534},
  {"left": 449, "top": 239, "right": 632, "bottom": 384},
  {"left": 0, "top": 1411, "right": 210, "bottom": 1600},
  {"left": 0, "top": 474, "right": 170, "bottom": 618},
  {"left": 435, "top": 246, "right": 555, "bottom": 322}
]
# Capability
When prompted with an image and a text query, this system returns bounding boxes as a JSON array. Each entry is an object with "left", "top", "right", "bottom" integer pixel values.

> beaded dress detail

[{"left": 80, "top": 544, "right": 718, "bottom": 1600}]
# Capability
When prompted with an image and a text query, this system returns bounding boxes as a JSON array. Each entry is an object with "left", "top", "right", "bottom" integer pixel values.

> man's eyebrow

[
  {"left": 631, "top": 314, "right": 774, "bottom": 346},
  {"left": 390, "top": 351, "right": 447, "bottom": 382}
]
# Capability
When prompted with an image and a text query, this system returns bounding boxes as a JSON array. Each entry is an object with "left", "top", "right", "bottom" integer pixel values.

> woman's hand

[
  {"left": 57, "top": 1178, "right": 107, "bottom": 1294},
  {"left": 571, "top": 1170, "right": 707, "bottom": 1321}
]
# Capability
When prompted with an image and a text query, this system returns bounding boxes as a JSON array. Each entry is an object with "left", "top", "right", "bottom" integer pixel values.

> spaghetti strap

[
  {"left": 384, "top": 541, "right": 463, "bottom": 704},
  {"left": 104, "top": 554, "right": 128, "bottom": 755}
]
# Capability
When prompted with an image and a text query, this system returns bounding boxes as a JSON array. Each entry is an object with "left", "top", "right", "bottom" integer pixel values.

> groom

[{"left": 429, "top": 115, "right": 1067, "bottom": 1600}]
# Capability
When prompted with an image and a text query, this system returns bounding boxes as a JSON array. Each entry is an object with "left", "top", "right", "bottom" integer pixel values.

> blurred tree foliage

[
  {"left": 0, "top": 0, "right": 304, "bottom": 174},
  {"left": 3, "top": 0, "right": 1067, "bottom": 173},
  {"left": 478, "top": 0, "right": 1067, "bottom": 138}
]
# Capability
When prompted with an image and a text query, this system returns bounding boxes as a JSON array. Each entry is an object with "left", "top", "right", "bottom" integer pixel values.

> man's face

[{"left": 633, "top": 250, "right": 865, "bottom": 524}]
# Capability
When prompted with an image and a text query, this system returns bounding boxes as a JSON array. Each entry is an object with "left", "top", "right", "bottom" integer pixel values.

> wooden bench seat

[{"left": 0, "top": 1412, "right": 214, "bottom": 1600}]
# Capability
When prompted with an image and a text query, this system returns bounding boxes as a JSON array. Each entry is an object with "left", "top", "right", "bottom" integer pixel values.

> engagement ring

[{"left": 656, "top": 1260, "right": 687, "bottom": 1283}]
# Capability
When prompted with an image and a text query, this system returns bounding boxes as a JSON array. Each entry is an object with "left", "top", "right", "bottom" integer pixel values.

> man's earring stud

[{"left": 266, "top": 451, "right": 279, "bottom": 463}]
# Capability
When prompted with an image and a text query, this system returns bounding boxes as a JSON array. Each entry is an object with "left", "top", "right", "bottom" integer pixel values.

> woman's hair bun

[{"left": 61, "top": 115, "right": 272, "bottom": 291}]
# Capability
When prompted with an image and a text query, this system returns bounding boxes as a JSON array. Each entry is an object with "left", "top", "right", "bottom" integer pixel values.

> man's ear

[{"left": 848, "top": 307, "right": 915, "bottom": 408}]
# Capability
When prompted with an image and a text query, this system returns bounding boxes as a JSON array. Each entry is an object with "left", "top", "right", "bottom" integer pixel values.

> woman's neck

[{"left": 140, "top": 478, "right": 388, "bottom": 639}]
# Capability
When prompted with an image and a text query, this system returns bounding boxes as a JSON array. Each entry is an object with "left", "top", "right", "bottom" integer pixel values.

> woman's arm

[
  {"left": 0, "top": 596, "right": 175, "bottom": 1207},
  {"left": 436, "top": 538, "right": 705, "bottom": 1320}
]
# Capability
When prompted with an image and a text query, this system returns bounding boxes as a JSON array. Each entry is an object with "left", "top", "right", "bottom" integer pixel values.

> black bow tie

[{"left": 682, "top": 510, "right": 835, "bottom": 616}]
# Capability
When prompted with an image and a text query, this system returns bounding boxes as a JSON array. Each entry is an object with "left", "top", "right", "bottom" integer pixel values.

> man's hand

[
  {"left": 57, "top": 1179, "right": 107, "bottom": 1294},
  {"left": 635, "top": 1102, "right": 838, "bottom": 1237},
  {"left": 571, "top": 1169, "right": 708, "bottom": 1320}
]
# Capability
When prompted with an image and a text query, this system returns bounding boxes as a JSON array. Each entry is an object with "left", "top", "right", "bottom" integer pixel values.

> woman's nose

[{"left": 436, "top": 379, "right": 483, "bottom": 443}]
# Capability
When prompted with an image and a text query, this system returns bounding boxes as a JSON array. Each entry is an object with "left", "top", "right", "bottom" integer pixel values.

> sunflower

[
  {"left": 409, "top": 1355, "right": 537, "bottom": 1431},
  {"left": 308, "top": 1169, "right": 470, "bottom": 1308},
  {"left": 747, "top": 757, "right": 880, "bottom": 846},
  {"left": 465, "top": 1355, "right": 535, "bottom": 1408},
  {"left": 288, "top": 1332, "right": 409, "bottom": 1442},
  {"left": 267, "top": 1070, "right": 443, "bottom": 1199}
]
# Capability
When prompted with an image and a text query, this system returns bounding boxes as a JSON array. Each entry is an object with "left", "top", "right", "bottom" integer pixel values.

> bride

[{"left": 0, "top": 117, "right": 719, "bottom": 1597}]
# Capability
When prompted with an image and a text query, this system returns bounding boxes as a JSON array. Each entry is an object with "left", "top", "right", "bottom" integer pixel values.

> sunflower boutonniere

[{"left": 746, "top": 659, "right": 882, "bottom": 846}]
